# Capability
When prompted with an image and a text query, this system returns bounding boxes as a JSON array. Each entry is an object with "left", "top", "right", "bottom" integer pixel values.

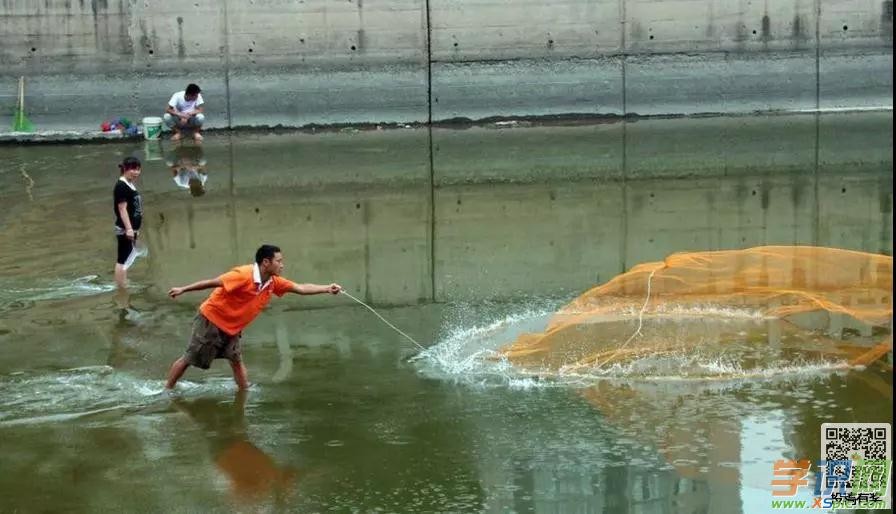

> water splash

[
  {"left": 0, "top": 367, "right": 237, "bottom": 426},
  {"left": 415, "top": 308, "right": 550, "bottom": 369},
  {"left": 554, "top": 354, "right": 851, "bottom": 382},
  {"left": 414, "top": 304, "right": 855, "bottom": 387},
  {"left": 0, "top": 275, "right": 116, "bottom": 309}
]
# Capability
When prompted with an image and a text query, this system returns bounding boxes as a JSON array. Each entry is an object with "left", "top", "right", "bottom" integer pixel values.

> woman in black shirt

[{"left": 114, "top": 157, "right": 143, "bottom": 303}]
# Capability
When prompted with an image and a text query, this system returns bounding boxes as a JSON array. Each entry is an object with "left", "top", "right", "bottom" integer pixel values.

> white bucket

[{"left": 142, "top": 116, "right": 163, "bottom": 140}]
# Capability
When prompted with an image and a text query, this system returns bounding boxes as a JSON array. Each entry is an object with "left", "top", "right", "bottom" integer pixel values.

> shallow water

[{"left": 0, "top": 113, "right": 892, "bottom": 513}]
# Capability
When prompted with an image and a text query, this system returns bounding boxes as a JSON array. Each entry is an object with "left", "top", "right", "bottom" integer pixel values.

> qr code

[
  {"left": 824, "top": 424, "right": 891, "bottom": 461},
  {"left": 819, "top": 423, "right": 892, "bottom": 509}
]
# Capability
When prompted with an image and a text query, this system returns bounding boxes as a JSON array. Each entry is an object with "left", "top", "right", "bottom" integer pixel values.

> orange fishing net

[{"left": 501, "top": 246, "right": 892, "bottom": 375}]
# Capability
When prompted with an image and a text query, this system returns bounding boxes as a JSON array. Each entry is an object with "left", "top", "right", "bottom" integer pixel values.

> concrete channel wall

[
  {"left": 0, "top": 111, "right": 890, "bottom": 305},
  {"left": 0, "top": 0, "right": 892, "bottom": 131}
]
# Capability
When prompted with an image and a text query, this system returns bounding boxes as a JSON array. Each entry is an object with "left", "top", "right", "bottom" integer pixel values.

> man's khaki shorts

[{"left": 184, "top": 313, "right": 241, "bottom": 369}]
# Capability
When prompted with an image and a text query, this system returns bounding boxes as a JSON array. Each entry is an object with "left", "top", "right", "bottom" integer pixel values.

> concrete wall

[
  {"left": 3, "top": 111, "right": 887, "bottom": 307},
  {"left": 0, "top": 0, "right": 891, "bottom": 131}
]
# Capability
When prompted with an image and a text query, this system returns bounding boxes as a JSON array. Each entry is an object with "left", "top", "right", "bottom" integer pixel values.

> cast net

[{"left": 499, "top": 246, "right": 892, "bottom": 378}]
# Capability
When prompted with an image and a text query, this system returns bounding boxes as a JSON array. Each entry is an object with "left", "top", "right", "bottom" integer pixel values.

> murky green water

[{"left": 0, "top": 112, "right": 892, "bottom": 513}]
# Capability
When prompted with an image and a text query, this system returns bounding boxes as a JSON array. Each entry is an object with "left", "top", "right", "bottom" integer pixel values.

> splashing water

[
  {"left": 415, "top": 304, "right": 857, "bottom": 387},
  {"left": 0, "top": 366, "right": 238, "bottom": 426},
  {"left": 414, "top": 305, "right": 572, "bottom": 388},
  {"left": 0, "top": 275, "right": 117, "bottom": 311}
]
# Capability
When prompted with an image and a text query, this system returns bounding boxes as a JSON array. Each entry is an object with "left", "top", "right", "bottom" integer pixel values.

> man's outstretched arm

[
  {"left": 289, "top": 282, "right": 341, "bottom": 295},
  {"left": 169, "top": 278, "right": 223, "bottom": 298}
]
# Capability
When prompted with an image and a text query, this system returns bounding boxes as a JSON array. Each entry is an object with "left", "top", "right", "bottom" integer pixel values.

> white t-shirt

[
  {"left": 173, "top": 168, "right": 208, "bottom": 189},
  {"left": 168, "top": 91, "right": 205, "bottom": 113}
]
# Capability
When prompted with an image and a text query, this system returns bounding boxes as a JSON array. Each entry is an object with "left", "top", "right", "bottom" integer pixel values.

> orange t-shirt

[{"left": 200, "top": 265, "right": 296, "bottom": 335}]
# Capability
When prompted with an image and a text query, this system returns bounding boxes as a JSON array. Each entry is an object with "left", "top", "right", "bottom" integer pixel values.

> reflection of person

[
  {"left": 163, "top": 83, "right": 205, "bottom": 142},
  {"left": 103, "top": 314, "right": 150, "bottom": 366},
  {"left": 172, "top": 391, "right": 298, "bottom": 503},
  {"left": 582, "top": 382, "right": 740, "bottom": 487},
  {"left": 164, "top": 244, "right": 342, "bottom": 390},
  {"left": 113, "top": 157, "right": 143, "bottom": 307},
  {"left": 167, "top": 145, "right": 208, "bottom": 197}
]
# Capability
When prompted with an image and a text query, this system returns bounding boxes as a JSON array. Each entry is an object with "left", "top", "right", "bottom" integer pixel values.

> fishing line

[
  {"left": 339, "top": 290, "right": 425, "bottom": 351},
  {"left": 595, "top": 265, "right": 661, "bottom": 369}
]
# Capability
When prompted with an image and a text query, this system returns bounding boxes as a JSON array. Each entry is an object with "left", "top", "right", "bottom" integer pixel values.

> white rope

[
  {"left": 595, "top": 266, "right": 660, "bottom": 369},
  {"left": 339, "top": 290, "right": 425, "bottom": 351}
]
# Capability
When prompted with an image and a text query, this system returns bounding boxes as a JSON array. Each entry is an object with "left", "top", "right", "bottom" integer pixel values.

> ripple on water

[
  {"left": 0, "top": 275, "right": 118, "bottom": 315},
  {"left": 0, "top": 368, "right": 237, "bottom": 427}
]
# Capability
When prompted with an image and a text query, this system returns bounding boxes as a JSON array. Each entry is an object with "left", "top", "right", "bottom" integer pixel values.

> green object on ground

[{"left": 12, "top": 76, "right": 34, "bottom": 133}]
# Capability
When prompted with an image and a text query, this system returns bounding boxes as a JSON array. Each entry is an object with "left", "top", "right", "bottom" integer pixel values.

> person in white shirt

[{"left": 163, "top": 83, "right": 205, "bottom": 142}]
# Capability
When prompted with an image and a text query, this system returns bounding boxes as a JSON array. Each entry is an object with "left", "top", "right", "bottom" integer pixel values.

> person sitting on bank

[{"left": 164, "top": 83, "right": 205, "bottom": 142}]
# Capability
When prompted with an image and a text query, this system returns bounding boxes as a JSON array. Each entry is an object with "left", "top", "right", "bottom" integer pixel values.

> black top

[{"left": 113, "top": 179, "right": 143, "bottom": 231}]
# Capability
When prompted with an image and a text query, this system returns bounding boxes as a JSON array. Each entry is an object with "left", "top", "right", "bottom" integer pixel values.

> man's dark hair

[
  {"left": 255, "top": 244, "right": 281, "bottom": 264},
  {"left": 119, "top": 156, "right": 141, "bottom": 174},
  {"left": 185, "top": 83, "right": 201, "bottom": 96}
]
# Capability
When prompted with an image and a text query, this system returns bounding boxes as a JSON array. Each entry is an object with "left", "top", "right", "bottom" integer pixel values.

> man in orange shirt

[{"left": 165, "top": 244, "right": 341, "bottom": 390}]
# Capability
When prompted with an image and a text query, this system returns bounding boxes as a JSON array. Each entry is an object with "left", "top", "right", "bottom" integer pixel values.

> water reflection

[
  {"left": 171, "top": 391, "right": 299, "bottom": 507},
  {"left": 478, "top": 367, "right": 894, "bottom": 513},
  {"left": 166, "top": 143, "right": 208, "bottom": 197},
  {"left": 0, "top": 112, "right": 890, "bottom": 307},
  {"left": 0, "top": 112, "right": 891, "bottom": 513}
]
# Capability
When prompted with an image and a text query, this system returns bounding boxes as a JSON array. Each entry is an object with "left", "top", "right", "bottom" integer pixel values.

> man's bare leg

[
  {"left": 171, "top": 122, "right": 183, "bottom": 141},
  {"left": 190, "top": 116, "right": 203, "bottom": 142},
  {"left": 229, "top": 360, "right": 250, "bottom": 390},
  {"left": 165, "top": 357, "right": 190, "bottom": 389}
]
